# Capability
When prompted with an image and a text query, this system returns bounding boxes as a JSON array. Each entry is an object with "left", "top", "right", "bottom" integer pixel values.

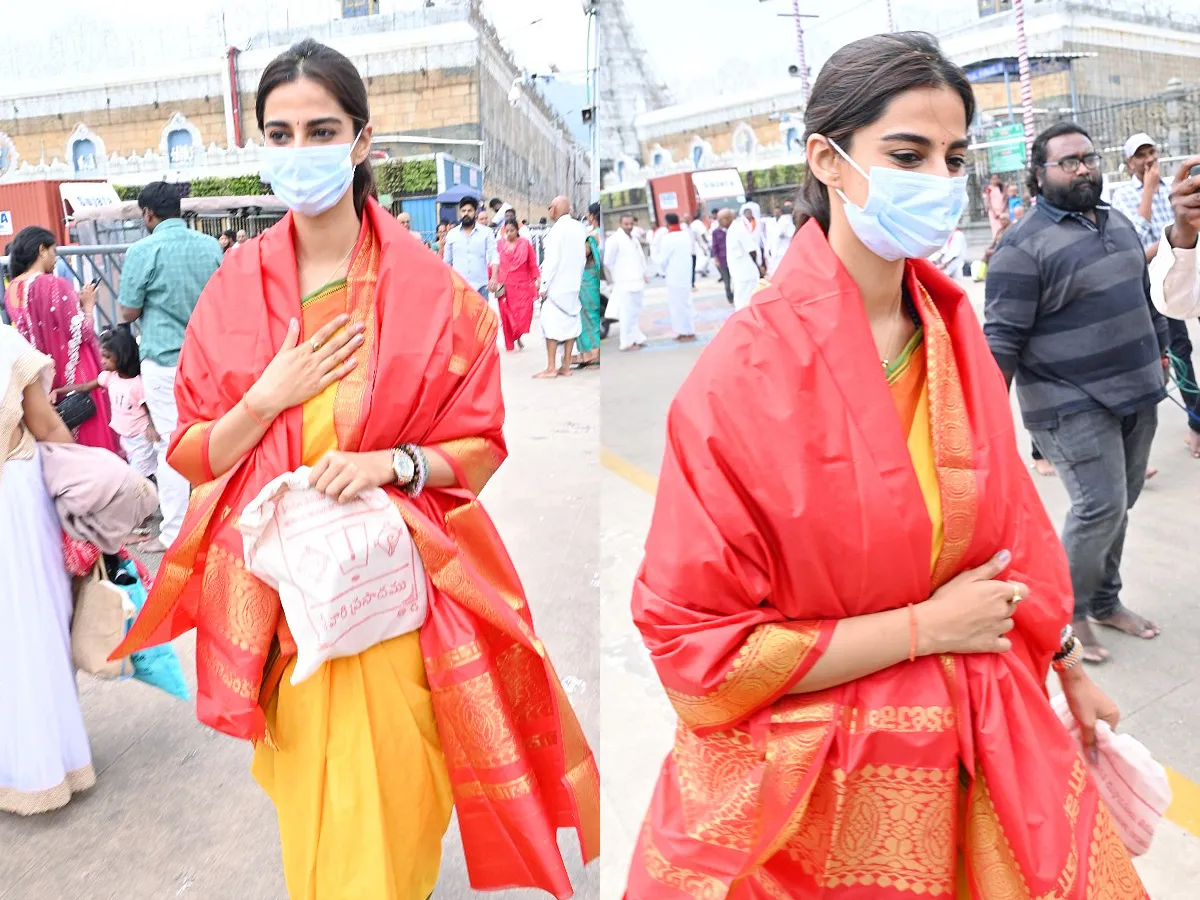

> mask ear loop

[
  {"left": 347, "top": 128, "right": 367, "bottom": 164},
  {"left": 822, "top": 136, "right": 870, "bottom": 208}
]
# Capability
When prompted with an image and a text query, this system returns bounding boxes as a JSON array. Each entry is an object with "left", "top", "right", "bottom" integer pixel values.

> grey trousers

[{"left": 1029, "top": 405, "right": 1158, "bottom": 621}]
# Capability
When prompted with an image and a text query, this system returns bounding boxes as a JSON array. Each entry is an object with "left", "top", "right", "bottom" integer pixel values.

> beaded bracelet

[
  {"left": 400, "top": 443, "right": 429, "bottom": 497},
  {"left": 1051, "top": 635, "right": 1083, "bottom": 673},
  {"left": 1053, "top": 624, "right": 1076, "bottom": 660}
]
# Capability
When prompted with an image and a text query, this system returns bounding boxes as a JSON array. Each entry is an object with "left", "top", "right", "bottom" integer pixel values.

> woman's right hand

[
  {"left": 915, "top": 550, "right": 1026, "bottom": 656},
  {"left": 245, "top": 315, "right": 364, "bottom": 420}
]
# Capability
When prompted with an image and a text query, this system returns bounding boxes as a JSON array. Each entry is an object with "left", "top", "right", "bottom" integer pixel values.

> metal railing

[{"left": 1, "top": 245, "right": 132, "bottom": 329}]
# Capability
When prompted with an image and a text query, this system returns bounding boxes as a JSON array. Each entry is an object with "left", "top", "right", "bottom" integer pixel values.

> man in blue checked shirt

[
  {"left": 117, "top": 181, "right": 223, "bottom": 553},
  {"left": 1111, "top": 133, "right": 1200, "bottom": 458}
]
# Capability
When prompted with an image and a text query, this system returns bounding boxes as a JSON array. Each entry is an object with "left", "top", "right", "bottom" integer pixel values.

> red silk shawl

[{"left": 627, "top": 220, "right": 1144, "bottom": 898}]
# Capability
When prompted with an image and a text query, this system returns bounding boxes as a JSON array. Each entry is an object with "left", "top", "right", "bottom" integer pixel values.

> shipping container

[
  {"left": 647, "top": 169, "right": 746, "bottom": 228},
  {"left": 0, "top": 180, "right": 103, "bottom": 248},
  {"left": 399, "top": 197, "right": 439, "bottom": 244}
]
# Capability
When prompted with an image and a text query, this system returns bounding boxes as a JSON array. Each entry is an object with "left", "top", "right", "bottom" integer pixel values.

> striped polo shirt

[{"left": 983, "top": 198, "right": 1168, "bottom": 430}]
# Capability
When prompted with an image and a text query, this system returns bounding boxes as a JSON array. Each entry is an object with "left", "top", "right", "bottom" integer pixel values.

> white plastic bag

[
  {"left": 237, "top": 467, "right": 429, "bottom": 685},
  {"left": 1052, "top": 693, "right": 1171, "bottom": 856}
]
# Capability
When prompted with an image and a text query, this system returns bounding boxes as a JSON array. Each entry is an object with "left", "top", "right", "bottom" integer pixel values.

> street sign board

[
  {"left": 986, "top": 124, "right": 1027, "bottom": 174},
  {"left": 0, "top": 210, "right": 11, "bottom": 236}
]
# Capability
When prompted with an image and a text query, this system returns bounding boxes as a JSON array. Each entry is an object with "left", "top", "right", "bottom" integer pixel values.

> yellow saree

[{"left": 249, "top": 276, "right": 454, "bottom": 900}]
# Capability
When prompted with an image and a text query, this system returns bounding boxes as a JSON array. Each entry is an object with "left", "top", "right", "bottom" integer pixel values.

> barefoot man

[
  {"left": 536, "top": 196, "right": 586, "bottom": 379},
  {"left": 985, "top": 122, "right": 1166, "bottom": 663}
]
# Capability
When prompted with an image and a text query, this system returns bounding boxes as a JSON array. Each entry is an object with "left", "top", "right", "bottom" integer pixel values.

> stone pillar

[{"left": 1165, "top": 76, "right": 1185, "bottom": 157}]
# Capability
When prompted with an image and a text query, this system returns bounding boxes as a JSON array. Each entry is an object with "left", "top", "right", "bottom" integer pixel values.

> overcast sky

[
  {"left": 495, "top": 0, "right": 1197, "bottom": 105},
  {"left": 4, "top": 0, "right": 1194, "bottom": 104}
]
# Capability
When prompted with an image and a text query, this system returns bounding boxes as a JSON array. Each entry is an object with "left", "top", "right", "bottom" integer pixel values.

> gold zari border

[{"left": 665, "top": 621, "right": 822, "bottom": 732}]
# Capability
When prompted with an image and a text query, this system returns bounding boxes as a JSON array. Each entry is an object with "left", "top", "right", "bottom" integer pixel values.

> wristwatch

[{"left": 391, "top": 447, "right": 415, "bottom": 487}]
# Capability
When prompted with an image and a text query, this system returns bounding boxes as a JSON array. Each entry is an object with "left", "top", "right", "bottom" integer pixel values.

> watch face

[{"left": 394, "top": 450, "right": 415, "bottom": 482}]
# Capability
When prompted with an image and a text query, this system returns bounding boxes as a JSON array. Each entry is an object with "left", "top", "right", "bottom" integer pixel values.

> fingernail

[
  {"left": 290, "top": 318, "right": 298, "bottom": 328},
  {"left": 996, "top": 549, "right": 1011, "bottom": 565},
  {"left": 1089, "top": 748, "right": 1099, "bottom": 764}
]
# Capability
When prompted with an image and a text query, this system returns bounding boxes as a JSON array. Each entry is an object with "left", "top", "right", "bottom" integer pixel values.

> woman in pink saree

[
  {"left": 496, "top": 219, "right": 539, "bottom": 351},
  {"left": 3, "top": 227, "right": 119, "bottom": 454}
]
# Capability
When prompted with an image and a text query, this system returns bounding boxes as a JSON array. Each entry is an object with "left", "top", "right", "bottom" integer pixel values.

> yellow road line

[
  {"left": 601, "top": 446, "right": 1200, "bottom": 842},
  {"left": 600, "top": 446, "right": 658, "bottom": 494}
]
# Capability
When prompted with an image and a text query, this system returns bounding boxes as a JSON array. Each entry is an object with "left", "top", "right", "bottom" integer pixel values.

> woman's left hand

[
  {"left": 309, "top": 450, "right": 393, "bottom": 504},
  {"left": 1059, "top": 668, "right": 1120, "bottom": 763}
]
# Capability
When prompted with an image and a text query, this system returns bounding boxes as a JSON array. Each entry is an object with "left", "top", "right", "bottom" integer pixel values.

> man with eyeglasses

[
  {"left": 1111, "top": 134, "right": 1200, "bottom": 460},
  {"left": 984, "top": 121, "right": 1169, "bottom": 665}
]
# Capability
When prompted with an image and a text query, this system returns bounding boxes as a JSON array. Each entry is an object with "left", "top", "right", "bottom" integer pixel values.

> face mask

[
  {"left": 260, "top": 131, "right": 362, "bottom": 218},
  {"left": 828, "top": 137, "right": 967, "bottom": 261}
]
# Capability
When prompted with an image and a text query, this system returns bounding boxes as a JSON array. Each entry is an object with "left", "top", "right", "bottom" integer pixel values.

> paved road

[
  {"left": 0, "top": 338, "right": 600, "bottom": 900},
  {"left": 600, "top": 271, "right": 1200, "bottom": 897}
]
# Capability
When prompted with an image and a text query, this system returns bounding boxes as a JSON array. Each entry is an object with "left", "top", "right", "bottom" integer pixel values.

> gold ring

[
  {"left": 1011, "top": 584, "right": 1022, "bottom": 604},
  {"left": 311, "top": 338, "right": 322, "bottom": 353}
]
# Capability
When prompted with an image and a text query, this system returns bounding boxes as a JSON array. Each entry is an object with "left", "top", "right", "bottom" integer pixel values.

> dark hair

[
  {"left": 539, "top": 217, "right": 548, "bottom": 225},
  {"left": 138, "top": 181, "right": 183, "bottom": 220},
  {"left": 100, "top": 327, "right": 141, "bottom": 379},
  {"left": 221, "top": 228, "right": 237, "bottom": 242},
  {"left": 502, "top": 218, "right": 519, "bottom": 233},
  {"left": 1025, "top": 122, "right": 1090, "bottom": 197},
  {"left": 7, "top": 226, "right": 57, "bottom": 278},
  {"left": 587, "top": 201, "right": 601, "bottom": 218},
  {"left": 665, "top": 213, "right": 680, "bottom": 226},
  {"left": 256, "top": 39, "right": 377, "bottom": 217},
  {"left": 489, "top": 197, "right": 503, "bottom": 211},
  {"left": 800, "top": 31, "right": 975, "bottom": 232},
  {"left": 458, "top": 196, "right": 479, "bottom": 212}
]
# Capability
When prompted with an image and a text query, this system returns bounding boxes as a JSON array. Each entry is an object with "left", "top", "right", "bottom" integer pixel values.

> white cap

[{"left": 1123, "top": 132, "right": 1155, "bottom": 160}]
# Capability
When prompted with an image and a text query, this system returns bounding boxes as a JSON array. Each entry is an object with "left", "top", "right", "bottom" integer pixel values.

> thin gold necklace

[
  {"left": 319, "top": 242, "right": 356, "bottom": 289},
  {"left": 879, "top": 291, "right": 905, "bottom": 370}
]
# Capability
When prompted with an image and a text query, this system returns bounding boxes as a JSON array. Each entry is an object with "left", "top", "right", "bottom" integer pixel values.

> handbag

[
  {"left": 71, "top": 556, "right": 135, "bottom": 678},
  {"left": 55, "top": 390, "right": 97, "bottom": 430}
]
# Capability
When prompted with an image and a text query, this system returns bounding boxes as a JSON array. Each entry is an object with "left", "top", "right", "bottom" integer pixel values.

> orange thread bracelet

[
  {"left": 241, "top": 397, "right": 270, "bottom": 429},
  {"left": 907, "top": 603, "right": 918, "bottom": 662}
]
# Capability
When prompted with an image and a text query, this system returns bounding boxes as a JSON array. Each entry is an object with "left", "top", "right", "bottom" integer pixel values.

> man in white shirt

[
  {"left": 653, "top": 213, "right": 697, "bottom": 341},
  {"left": 536, "top": 196, "right": 587, "bottom": 378},
  {"left": 767, "top": 202, "right": 796, "bottom": 276},
  {"left": 1148, "top": 154, "right": 1200, "bottom": 457},
  {"left": 604, "top": 213, "right": 650, "bottom": 351},
  {"left": 686, "top": 213, "right": 710, "bottom": 286},
  {"left": 727, "top": 202, "right": 765, "bottom": 310}
]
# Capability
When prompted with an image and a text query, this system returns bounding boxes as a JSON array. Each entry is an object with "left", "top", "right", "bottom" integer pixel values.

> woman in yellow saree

[
  {"left": 626, "top": 33, "right": 1145, "bottom": 899},
  {"left": 115, "top": 40, "right": 597, "bottom": 900}
]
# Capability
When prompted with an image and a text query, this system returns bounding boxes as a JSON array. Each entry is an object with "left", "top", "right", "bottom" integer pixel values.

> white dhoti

[
  {"left": 730, "top": 264, "right": 760, "bottom": 311},
  {"left": 540, "top": 293, "right": 582, "bottom": 342},
  {"left": 667, "top": 283, "right": 695, "bottom": 336},
  {"left": 613, "top": 284, "right": 647, "bottom": 350}
]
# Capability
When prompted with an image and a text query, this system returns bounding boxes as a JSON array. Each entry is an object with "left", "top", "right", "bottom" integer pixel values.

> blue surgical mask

[
  {"left": 260, "top": 131, "right": 363, "bottom": 218},
  {"left": 828, "top": 138, "right": 967, "bottom": 261}
]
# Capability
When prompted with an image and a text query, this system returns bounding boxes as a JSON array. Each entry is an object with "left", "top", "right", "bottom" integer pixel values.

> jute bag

[{"left": 71, "top": 557, "right": 135, "bottom": 678}]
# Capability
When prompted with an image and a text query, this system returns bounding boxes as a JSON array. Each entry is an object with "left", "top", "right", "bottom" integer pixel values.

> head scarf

[{"left": 739, "top": 201, "right": 760, "bottom": 231}]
